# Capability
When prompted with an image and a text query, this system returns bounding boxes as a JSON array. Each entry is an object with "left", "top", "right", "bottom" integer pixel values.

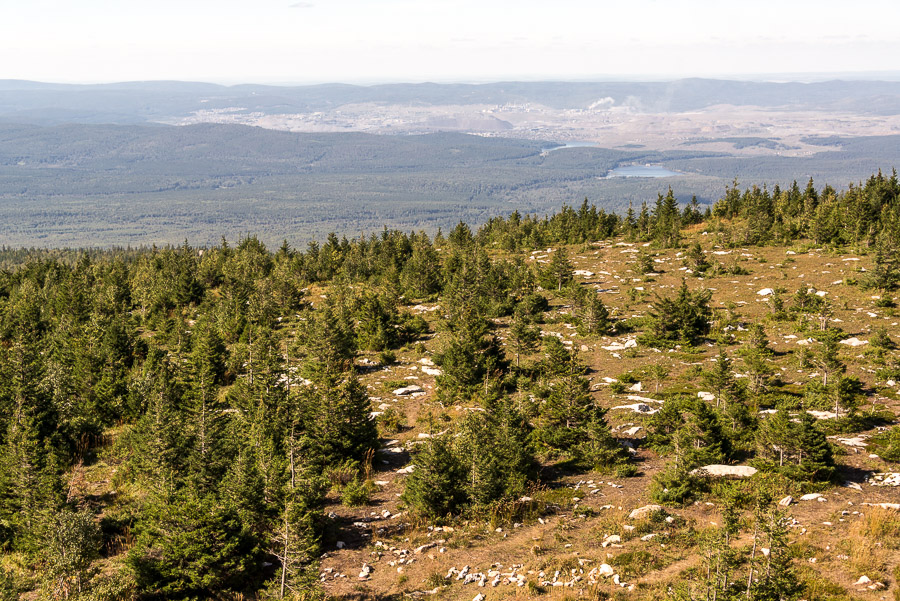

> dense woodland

[
  {"left": 5, "top": 121, "right": 900, "bottom": 249},
  {"left": 0, "top": 170, "right": 899, "bottom": 600}
]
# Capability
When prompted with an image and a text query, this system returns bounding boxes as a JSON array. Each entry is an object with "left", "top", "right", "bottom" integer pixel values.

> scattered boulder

[
  {"left": 393, "top": 385, "right": 425, "bottom": 396},
  {"left": 611, "top": 403, "right": 657, "bottom": 415},
  {"left": 778, "top": 496, "right": 793, "bottom": 507},
  {"left": 799, "top": 493, "right": 824, "bottom": 502},
  {"left": 690, "top": 465, "right": 758, "bottom": 478},
  {"left": 868, "top": 473, "right": 900, "bottom": 486},
  {"left": 598, "top": 564, "right": 615, "bottom": 577},
  {"left": 603, "top": 534, "right": 621, "bottom": 546},
  {"left": 629, "top": 504, "right": 663, "bottom": 520},
  {"left": 839, "top": 337, "right": 868, "bottom": 347},
  {"left": 862, "top": 502, "right": 900, "bottom": 510}
]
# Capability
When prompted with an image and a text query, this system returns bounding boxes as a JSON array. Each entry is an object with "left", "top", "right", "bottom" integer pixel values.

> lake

[
  {"left": 605, "top": 164, "right": 681, "bottom": 178},
  {"left": 541, "top": 142, "right": 601, "bottom": 153}
]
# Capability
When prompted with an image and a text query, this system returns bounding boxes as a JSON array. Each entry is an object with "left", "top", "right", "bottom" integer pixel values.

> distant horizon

[{"left": 6, "top": 71, "right": 900, "bottom": 88}]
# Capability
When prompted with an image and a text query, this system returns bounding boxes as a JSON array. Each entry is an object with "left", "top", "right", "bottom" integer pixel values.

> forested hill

[
  {"left": 1, "top": 171, "right": 900, "bottom": 599},
  {"left": 3, "top": 120, "right": 900, "bottom": 248}
]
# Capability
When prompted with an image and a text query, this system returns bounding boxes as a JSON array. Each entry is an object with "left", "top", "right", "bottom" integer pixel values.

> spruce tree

[
  {"left": 187, "top": 321, "right": 231, "bottom": 493},
  {"left": 435, "top": 307, "right": 507, "bottom": 400},
  {"left": 402, "top": 435, "right": 468, "bottom": 519},
  {"left": 643, "top": 280, "right": 713, "bottom": 347},
  {"left": 545, "top": 248, "right": 574, "bottom": 291},
  {"left": 301, "top": 372, "right": 377, "bottom": 468},
  {"left": 508, "top": 309, "right": 541, "bottom": 368},
  {"left": 790, "top": 412, "right": 834, "bottom": 482}
]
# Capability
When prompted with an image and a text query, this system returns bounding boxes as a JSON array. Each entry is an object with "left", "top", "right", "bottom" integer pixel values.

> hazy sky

[{"left": 4, "top": 0, "right": 900, "bottom": 84}]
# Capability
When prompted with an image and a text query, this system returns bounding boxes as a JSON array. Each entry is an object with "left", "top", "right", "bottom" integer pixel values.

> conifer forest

[{"left": 2, "top": 170, "right": 900, "bottom": 600}]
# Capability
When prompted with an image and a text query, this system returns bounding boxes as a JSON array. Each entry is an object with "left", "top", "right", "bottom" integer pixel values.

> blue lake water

[
  {"left": 541, "top": 142, "right": 601, "bottom": 153},
  {"left": 540, "top": 144, "right": 680, "bottom": 178},
  {"left": 605, "top": 165, "right": 681, "bottom": 178}
]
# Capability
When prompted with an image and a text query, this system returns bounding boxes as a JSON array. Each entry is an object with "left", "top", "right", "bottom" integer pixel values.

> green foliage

[
  {"left": 754, "top": 411, "right": 835, "bottom": 482},
  {"left": 128, "top": 491, "right": 262, "bottom": 599},
  {"left": 647, "top": 396, "right": 732, "bottom": 468},
  {"left": 684, "top": 242, "right": 710, "bottom": 274},
  {"left": 2, "top": 174, "right": 900, "bottom": 599},
  {"left": 46, "top": 508, "right": 102, "bottom": 598},
  {"left": 541, "top": 248, "right": 574, "bottom": 291},
  {"left": 401, "top": 435, "right": 468, "bottom": 520},
  {"left": 572, "top": 287, "right": 611, "bottom": 336},
  {"left": 641, "top": 280, "right": 713, "bottom": 347},
  {"left": 434, "top": 307, "right": 508, "bottom": 400},
  {"left": 508, "top": 309, "right": 542, "bottom": 368},
  {"left": 341, "top": 478, "right": 376, "bottom": 507},
  {"left": 872, "top": 426, "right": 900, "bottom": 462},
  {"left": 533, "top": 370, "right": 631, "bottom": 473},
  {"left": 300, "top": 372, "right": 378, "bottom": 469}
]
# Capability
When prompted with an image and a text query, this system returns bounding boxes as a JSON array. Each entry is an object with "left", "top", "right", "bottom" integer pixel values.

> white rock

[
  {"left": 808, "top": 410, "right": 838, "bottom": 420},
  {"left": 839, "top": 337, "right": 868, "bottom": 347},
  {"left": 757, "top": 288, "right": 774, "bottom": 296},
  {"left": 611, "top": 403, "right": 657, "bottom": 414},
  {"left": 625, "top": 395, "right": 662, "bottom": 403},
  {"left": 862, "top": 502, "right": 900, "bottom": 510},
  {"left": 697, "top": 391, "right": 716, "bottom": 401},
  {"left": 473, "top": 594, "right": 486, "bottom": 601},
  {"left": 855, "top": 575, "right": 872, "bottom": 585},
  {"left": 778, "top": 496, "right": 793, "bottom": 507},
  {"left": 393, "top": 385, "right": 425, "bottom": 396},
  {"left": 836, "top": 437, "right": 867, "bottom": 447},
  {"left": 800, "top": 493, "right": 824, "bottom": 501},
  {"left": 629, "top": 504, "right": 663, "bottom": 520},
  {"left": 869, "top": 472, "right": 900, "bottom": 486},
  {"left": 690, "top": 465, "right": 758, "bottom": 478}
]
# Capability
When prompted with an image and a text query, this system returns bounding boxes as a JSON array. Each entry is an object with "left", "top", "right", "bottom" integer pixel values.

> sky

[{"left": 3, "top": 0, "right": 900, "bottom": 84}]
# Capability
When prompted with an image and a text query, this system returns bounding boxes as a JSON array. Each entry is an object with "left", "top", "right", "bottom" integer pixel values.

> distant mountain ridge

[{"left": 3, "top": 78, "right": 900, "bottom": 125}]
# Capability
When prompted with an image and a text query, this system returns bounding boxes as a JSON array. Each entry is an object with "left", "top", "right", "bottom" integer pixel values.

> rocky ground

[{"left": 313, "top": 235, "right": 900, "bottom": 600}]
